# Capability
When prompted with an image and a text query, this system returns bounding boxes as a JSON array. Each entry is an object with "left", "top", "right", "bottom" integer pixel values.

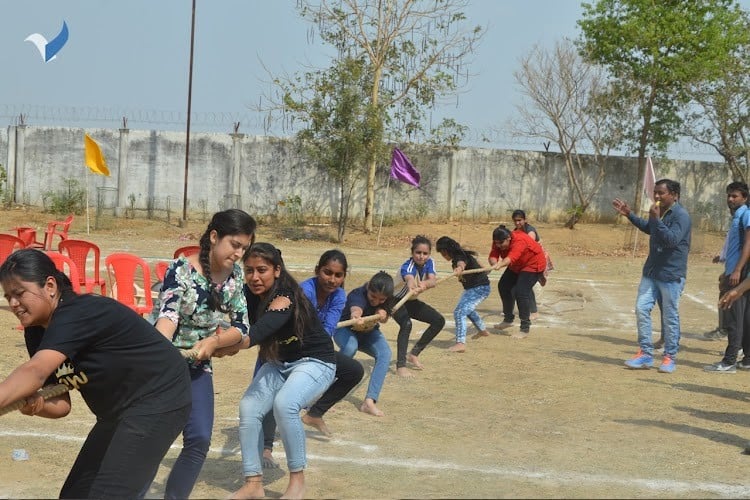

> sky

[{"left": 0, "top": 1, "right": 744, "bottom": 158}]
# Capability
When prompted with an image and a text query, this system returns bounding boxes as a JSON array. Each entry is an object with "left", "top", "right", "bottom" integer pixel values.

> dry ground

[{"left": 1, "top": 209, "right": 749, "bottom": 499}]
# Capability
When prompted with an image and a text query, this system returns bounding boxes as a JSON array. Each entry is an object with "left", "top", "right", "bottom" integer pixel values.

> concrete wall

[{"left": 0, "top": 125, "right": 733, "bottom": 227}]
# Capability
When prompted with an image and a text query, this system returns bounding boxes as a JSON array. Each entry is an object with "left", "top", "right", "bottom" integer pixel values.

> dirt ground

[{"left": 1, "top": 209, "right": 749, "bottom": 499}]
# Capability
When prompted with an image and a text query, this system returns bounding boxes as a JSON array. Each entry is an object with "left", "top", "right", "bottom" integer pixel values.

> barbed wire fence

[{"left": 0, "top": 103, "right": 723, "bottom": 160}]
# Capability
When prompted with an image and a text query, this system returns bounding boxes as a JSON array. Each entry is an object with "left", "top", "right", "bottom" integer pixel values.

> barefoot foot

[
  {"left": 406, "top": 353, "right": 424, "bottom": 369},
  {"left": 396, "top": 366, "right": 415, "bottom": 378},
  {"left": 512, "top": 331, "right": 529, "bottom": 339},
  {"left": 281, "top": 471, "right": 306, "bottom": 499},
  {"left": 360, "top": 398, "right": 385, "bottom": 417},
  {"left": 262, "top": 448, "right": 279, "bottom": 469},
  {"left": 301, "top": 413, "right": 333, "bottom": 437},
  {"left": 230, "top": 476, "right": 265, "bottom": 499},
  {"left": 472, "top": 330, "right": 490, "bottom": 339},
  {"left": 448, "top": 342, "right": 466, "bottom": 352}
]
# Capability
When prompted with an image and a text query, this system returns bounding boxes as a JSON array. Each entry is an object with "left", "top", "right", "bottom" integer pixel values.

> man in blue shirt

[
  {"left": 612, "top": 178, "right": 692, "bottom": 373},
  {"left": 704, "top": 182, "right": 750, "bottom": 373}
]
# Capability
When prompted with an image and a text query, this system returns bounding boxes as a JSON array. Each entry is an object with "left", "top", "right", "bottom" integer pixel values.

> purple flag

[{"left": 390, "top": 148, "right": 420, "bottom": 188}]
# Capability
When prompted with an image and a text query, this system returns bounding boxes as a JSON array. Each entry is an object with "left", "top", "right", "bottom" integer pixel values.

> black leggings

[
  {"left": 393, "top": 299, "right": 446, "bottom": 368},
  {"left": 60, "top": 404, "right": 190, "bottom": 499},
  {"left": 263, "top": 351, "right": 363, "bottom": 449},
  {"left": 498, "top": 269, "right": 541, "bottom": 332}
]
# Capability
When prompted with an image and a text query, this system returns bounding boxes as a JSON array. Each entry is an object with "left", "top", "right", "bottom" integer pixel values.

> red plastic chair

[
  {"left": 154, "top": 260, "right": 170, "bottom": 283},
  {"left": 43, "top": 215, "right": 74, "bottom": 250},
  {"left": 46, "top": 251, "right": 82, "bottom": 293},
  {"left": 105, "top": 252, "right": 154, "bottom": 316},
  {"left": 59, "top": 239, "right": 107, "bottom": 295},
  {"left": 173, "top": 245, "right": 201, "bottom": 259},
  {"left": 21, "top": 215, "right": 74, "bottom": 250},
  {"left": 0, "top": 234, "right": 26, "bottom": 266}
]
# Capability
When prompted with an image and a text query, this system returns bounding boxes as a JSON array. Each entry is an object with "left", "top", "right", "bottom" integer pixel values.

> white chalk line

[{"left": 1, "top": 429, "right": 748, "bottom": 497}]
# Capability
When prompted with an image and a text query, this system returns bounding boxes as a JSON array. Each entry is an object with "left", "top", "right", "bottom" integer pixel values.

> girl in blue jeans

[
  {"left": 222, "top": 243, "right": 336, "bottom": 499},
  {"left": 334, "top": 271, "right": 395, "bottom": 417},
  {"left": 436, "top": 236, "right": 491, "bottom": 352}
]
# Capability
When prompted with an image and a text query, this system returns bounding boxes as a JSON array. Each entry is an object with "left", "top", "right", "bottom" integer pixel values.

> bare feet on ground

[
  {"left": 406, "top": 353, "right": 424, "bottom": 369},
  {"left": 396, "top": 366, "right": 415, "bottom": 378},
  {"left": 231, "top": 477, "right": 264, "bottom": 499},
  {"left": 494, "top": 322, "right": 513, "bottom": 330},
  {"left": 301, "top": 413, "right": 333, "bottom": 437},
  {"left": 511, "top": 331, "right": 529, "bottom": 339},
  {"left": 448, "top": 342, "right": 466, "bottom": 352},
  {"left": 360, "top": 398, "right": 385, "bottom": 417},
  {"left": 281, "top": 471, "right": 306, "bottom": 500},
  {"left": 530, "top": 313, "right": 539, "bottom": 321},
  {"left": 471, "top": 330, "right": 490, "bottom": 339},
  {"left": 262, "top": 448, "right": 279, "bottom": 469}
]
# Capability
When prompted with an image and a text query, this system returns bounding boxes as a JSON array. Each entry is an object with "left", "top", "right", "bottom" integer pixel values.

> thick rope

[
  {"left": 0, "top": 383, "right": 70, "bottom": 417},
  {"left": 335, "top": 266, "right": 494, "bottom": 329}
]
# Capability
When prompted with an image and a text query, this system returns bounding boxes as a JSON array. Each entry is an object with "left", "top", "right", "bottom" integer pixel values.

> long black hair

[
  {"left": 0, "top": 249, "right": 74, "bottom": 295},
  {"left": 435, "top": 236, "right": 477, "bottom": 260},
  {"left": 243, "top": 242, "right": 317, "bottom": 362},
  {"left": 198, "top": 209, "right": 257, "bottom": 312},
  {"left": 492, "top": 225, "right": 512, "bottom": 242}
]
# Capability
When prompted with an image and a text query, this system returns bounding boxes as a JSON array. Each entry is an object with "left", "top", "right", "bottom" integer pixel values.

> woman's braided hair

[{"left": 199, "top": 209, "right": 256, "bottom": 312}]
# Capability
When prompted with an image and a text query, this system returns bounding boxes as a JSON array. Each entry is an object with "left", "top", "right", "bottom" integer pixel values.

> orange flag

[{"left": 84, "top": 133, "right": 110, "bottom": 176}]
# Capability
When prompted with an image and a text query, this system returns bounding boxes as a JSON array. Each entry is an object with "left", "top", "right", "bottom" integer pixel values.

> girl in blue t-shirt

[
  {"left": 334, "top": 271, "right": 394, "bottom": 417},
  {"left": 393, "top": 235, "right": 446, "bottom": 377}
]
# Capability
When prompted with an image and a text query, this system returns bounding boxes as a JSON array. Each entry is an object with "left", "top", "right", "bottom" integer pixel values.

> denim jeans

[
  {"left": 454, "top": 284, "right": 491, "bottom": 343},
  {"left": 334, "top": 326, "right": 392, "bottom": 402},
  {"left": 164, "top": 367, "right": 213, "bottom": 499},
  {"left": 238, "top": 357, "right": 335, "bottom": 476},
  {"left": 635, "top": 276, "right": 685, "bottom": 358}
]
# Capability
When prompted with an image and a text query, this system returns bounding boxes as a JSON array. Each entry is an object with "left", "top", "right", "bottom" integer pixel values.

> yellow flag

[{"left": 84, "top": 133, "right": 110, "bottom": 176}]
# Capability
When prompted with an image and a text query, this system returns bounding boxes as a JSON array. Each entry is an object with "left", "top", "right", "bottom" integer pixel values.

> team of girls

[
  {"left": 393, "top": 235, "right": 446, "bottom": 376},
  {"left": 0, "top": 249, "right": 191, "bottom": 498},
  {"left": 223, "top": 242, "right": 337, "bottom": 499},
  {"left": 435, "top": 236, "right": 491, "bottom": 351},
  {"left": 489, "top": 224, "right": 547, "bottom": 338},
  {"left": 0, "top": 208, "right": 549, "bottom": 498}
]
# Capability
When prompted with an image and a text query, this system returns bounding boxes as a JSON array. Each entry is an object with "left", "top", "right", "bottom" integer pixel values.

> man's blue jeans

[{"left": 635, "top": 276, "right": 685, "bottom": 358}]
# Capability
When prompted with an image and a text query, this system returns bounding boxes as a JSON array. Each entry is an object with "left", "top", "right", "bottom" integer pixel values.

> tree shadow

[
  {"left": 554, "top": 349, "right": 625, "bottom": 366},
  {"left": 673, "top": 406, "right": 750, "bottom": 427},
  {"left": 567, "top": 332, "right": 719, "bottom": 355},
  {"left": 612, "top": 417, "right": 748, "bottom": 451},
  {"left": 640, "top": 378, "right": 750, "bottom": 403}
]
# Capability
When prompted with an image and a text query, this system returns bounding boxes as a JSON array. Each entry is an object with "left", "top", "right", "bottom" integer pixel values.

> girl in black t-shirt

[
  {"left": 221, "top": 242, "right": 336, "bottom": 500},
  {"left": 436, "top": 236, "right": 491, "bottom": 352},
  {"left": 0, "top": 249, "right": 191, "bottom": 499}
]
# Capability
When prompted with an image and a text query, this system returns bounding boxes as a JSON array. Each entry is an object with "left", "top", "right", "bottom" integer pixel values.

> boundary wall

[{"left": 0, "top": 125, "right": 731, "bottom": 227}]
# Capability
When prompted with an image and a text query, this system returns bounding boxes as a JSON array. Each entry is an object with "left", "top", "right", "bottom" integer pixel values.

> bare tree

[
  {"left": 513, "top": 39, "right": 620, "bottom": 228},
  {"left": 684, "top": 52, "right": 750, "bottom": 182}
]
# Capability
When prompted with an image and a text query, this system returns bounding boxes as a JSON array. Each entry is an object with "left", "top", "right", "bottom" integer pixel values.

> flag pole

[
  {"left": 376, "top": 175, "right": 391, "bottom": 247},
  {"left": 85, "top": 170, "right": 91, "bottom": 234}
]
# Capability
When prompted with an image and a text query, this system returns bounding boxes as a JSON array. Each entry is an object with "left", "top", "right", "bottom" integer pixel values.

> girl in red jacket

[{"left": 489, "top": 225, "right": 547, "bottom": 338}]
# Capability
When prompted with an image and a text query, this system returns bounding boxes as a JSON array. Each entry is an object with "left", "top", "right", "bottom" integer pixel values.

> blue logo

[{"left": 25, "top": 21, "right": 69, "bottom": 62}]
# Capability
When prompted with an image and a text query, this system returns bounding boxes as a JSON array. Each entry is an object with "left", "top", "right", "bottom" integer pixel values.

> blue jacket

[{"left": 627, "top": 202, "right": 691, "bottom": 282}]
